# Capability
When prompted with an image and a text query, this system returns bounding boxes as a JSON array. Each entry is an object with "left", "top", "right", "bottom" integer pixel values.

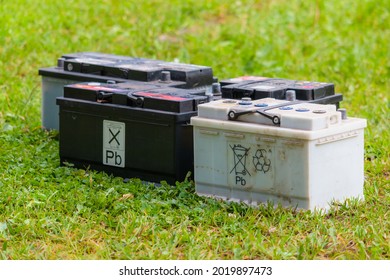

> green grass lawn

[{"left": 0, "top": 0, "right": 389, "bottom": 259}]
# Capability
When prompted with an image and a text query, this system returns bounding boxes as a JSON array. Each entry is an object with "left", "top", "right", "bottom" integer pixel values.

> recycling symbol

[{"left": 253, "top": 149, "right": 271, "bottom": 173}]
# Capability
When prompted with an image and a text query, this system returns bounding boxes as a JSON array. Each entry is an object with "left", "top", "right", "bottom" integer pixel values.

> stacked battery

[
  {"left": 57, "top": 82, "right": 209, "bottom": 184},
  {"left": 39, "top": 52, "right": 367, "bottom": 210},
  {"left": 39, "top": 52, "right": 214, "bottom": 130},
  {"left": 61, "top": 54, "right": 213, "bottom": 87},
  {"left": 220, "top": 76, "right": 341, "bottom": 107}
]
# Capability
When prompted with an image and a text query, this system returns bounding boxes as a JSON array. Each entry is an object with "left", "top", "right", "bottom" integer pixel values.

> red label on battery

[{"left": 134, "top": 92, "right": 187, "bottom": 101}]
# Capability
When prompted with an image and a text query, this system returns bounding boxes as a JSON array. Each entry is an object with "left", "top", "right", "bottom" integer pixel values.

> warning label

[
  {"left": 228, "top": 142, "right": 273, "bottom": 189},
  {"left": 103, "top": 120, "right": 125, "bottom": 168}
]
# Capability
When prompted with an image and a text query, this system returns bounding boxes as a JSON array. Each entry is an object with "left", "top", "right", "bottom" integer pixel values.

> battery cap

[
  {"left": 338, "top": 108, "right": 347, "bottom": 119},
  {"left": 286, "top": 90, "right": 296, "bottom": 101},
  {"left": 161, "top": 71, "right": 171, "bottom": 82},
  {"left": 239, "top": 97, "right": 252, "bottom": 105},
  {"left": 212, "top": 83, "right": 221, "bottom": 94},
  {"left": 57, "top": 58, "right": 65, "bottom": 68},
  {"left": 313, "top": 110, "right": 326, "bottom": 114},
  {"left": 255, "top": 103, "right": 269, "bottom": 107},
  {"left": 295, "top": 108, "right": 310, "bottom": 112}
]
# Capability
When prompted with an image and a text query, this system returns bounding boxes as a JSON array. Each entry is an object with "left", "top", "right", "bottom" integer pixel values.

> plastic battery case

[
  {"left": 57, "top": 82, "right": 210, "bottom": 184},
  {"left": 221, "top": 77, "right": 340, "bottom": 107},
  {"left": 39, "top": 52, "right": 214, "bottom": 130},
  {"left": 191, "top": 98, "right": 367, "bottom": 210}
]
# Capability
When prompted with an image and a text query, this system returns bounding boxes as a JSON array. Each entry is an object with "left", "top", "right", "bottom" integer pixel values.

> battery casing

[
  {"left": 57, "top": 82, "right": 209, "bottom": 184},
  {"left": 39, "top": 52, "right": 213, "bottom": 130},
  {"left": 191, "top": 98, "right": 366, "bottom": 210},
  {"left": 221, "top": 77, "right": 340, "bottom": 107}
]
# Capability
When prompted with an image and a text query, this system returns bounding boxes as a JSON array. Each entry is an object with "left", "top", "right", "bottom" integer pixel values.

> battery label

[
  {"left": 103, "top": 120, "right": 125, "bottom": 168},
  {"left": 227, "top": 142, "right": 274, "bottom": 190}
]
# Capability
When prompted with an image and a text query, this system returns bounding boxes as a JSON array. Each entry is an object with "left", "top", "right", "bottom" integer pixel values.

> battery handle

[
  {"left": 227, "top": 94, "right": 343, "bottom": 125},
  {"left": 97, "top": 91, "right": 113, "bottom": 103},
  {"left": 127, "top": 93, "right": 144, "bottom": 107},
  {"left": 96, "top": 91, "right": 144, "bottom": 107}
]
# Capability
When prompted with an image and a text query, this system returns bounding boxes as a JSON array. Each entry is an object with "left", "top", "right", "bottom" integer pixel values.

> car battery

[
  {"left": 39, "top": 52, "right": 214, "bottom": 130},
  {"left": 57, "top": 82, "right": 210, "bottom": 184},
  {"left": 191, "top": 97, "right": 367, "bottom": 211},
  {"left": 221, "top": 77, "right": 341, "bottom": 107}
]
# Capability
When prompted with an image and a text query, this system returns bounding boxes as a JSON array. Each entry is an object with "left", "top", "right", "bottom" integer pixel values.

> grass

[{"left": 0, "top": 0, "right": 389, "bottom": 259}]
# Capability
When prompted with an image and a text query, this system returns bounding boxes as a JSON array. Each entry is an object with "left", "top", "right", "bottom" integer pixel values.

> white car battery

[{"left": 191, "top": 97, "right": 367, "bottom": 211}]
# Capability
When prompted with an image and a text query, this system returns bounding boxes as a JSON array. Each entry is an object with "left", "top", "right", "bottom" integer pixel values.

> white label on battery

[
  {"left": 250, "top": 85, "right": 275, "bottom": 90},
  {"left": 103, "top": 120, "right": 125, "bottom": 168}
]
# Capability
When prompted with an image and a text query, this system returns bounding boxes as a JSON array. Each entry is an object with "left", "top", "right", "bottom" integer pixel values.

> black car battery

[
  {"left": 221, "top": 77, "right": 341, "bottom": 106},
  {"left": 61, "top": 54, "right": 214, "bottom": 87},
  {"left": 39, "top": 52, "right": 214, "bottom": 130},
  {"left": 57, "top": 82, "right": 209, "bottom": 184},
  {"left": 222, "top": 79, "right": 295, "bottom": 99}
]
